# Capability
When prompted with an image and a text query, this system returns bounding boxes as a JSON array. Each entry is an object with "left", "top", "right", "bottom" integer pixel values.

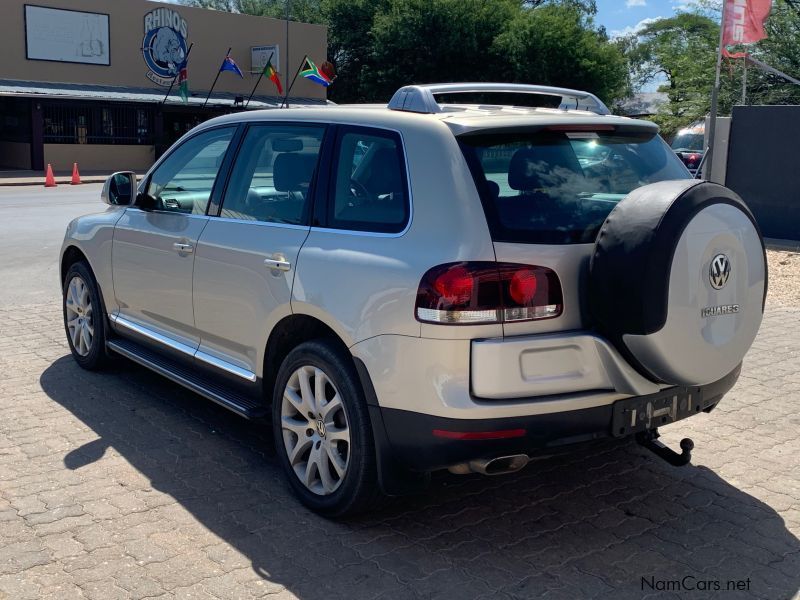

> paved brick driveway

[{"left": 0, "top": 302, "right": 798, "bottom": 599}]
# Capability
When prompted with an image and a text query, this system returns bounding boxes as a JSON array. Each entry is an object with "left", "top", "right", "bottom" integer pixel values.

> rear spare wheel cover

[{"left": 589, "top": 180, "right": 766, "bottom": 386}]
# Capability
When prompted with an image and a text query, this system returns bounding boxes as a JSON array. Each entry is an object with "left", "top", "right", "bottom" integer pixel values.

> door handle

[
  {"left": 264, "top": 255, "right": 291, "bottom": 272},
  {"left": 173, "top": 242, "right": 194, "bottom": 254}
]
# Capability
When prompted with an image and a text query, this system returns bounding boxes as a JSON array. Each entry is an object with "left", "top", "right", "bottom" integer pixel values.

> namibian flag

[
  {"left": 220, "top": 55, "right": 244, "bottom": 78},
  {"left": 177, "top": 60, "right": 189, "bottom": 103},
  {"left": 300, "top": 57, "right": 335, "bottom": 87},
  {"left": 263, "top": 58, "right": 283, "bottom": 95}
]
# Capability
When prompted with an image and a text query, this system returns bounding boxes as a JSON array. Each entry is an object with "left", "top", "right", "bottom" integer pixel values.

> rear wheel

[
  {"left": 63, "top": 261, "right": 109, "bottom": 370},
  {"left": 272, "top": 339, "right": 380, "bottom": 517}
]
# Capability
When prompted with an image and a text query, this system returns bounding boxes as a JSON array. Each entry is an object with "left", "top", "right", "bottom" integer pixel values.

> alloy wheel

[
  {"left": 280, "top": 365, "right": 351, "bottom": 495},
  {"left": 65, "top": 275, "right": 94, "bottom": 356}
]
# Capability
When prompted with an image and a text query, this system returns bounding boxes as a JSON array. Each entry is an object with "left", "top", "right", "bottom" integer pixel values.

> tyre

[
  {"left": 63, "top": 261, "right": 109, "bottom": 370},
  {"left": 589, "top": 180, "right": 767, "bottom": 386},
  {"left": 272, "top": 339, "right": 380, "bottom": 517}
]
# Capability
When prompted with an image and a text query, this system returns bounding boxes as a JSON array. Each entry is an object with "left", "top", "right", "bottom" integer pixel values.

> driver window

[
  {"left": 329, "top": 129, "right": 408, "bottom": 233},
  {"left": 146, "top": 127, "right": 235, "bottom": 215}
]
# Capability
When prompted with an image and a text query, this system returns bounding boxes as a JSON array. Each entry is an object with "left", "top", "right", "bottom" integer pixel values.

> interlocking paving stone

[{"left": 0, "top": 302, "right": 798, "bottom": 599}]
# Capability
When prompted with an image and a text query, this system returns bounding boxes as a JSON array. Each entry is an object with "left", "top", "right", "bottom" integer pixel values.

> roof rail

[{"left": 387, "top": 82, "right": 611, "bottom": 116}]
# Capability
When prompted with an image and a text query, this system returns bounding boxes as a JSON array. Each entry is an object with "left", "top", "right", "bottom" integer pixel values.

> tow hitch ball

[{"left": 636, "top": 429, "right": 694, "bottom": 467}]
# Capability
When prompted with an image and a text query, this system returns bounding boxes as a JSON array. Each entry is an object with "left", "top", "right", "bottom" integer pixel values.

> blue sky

[{"left": 597, "top": 0, "right": 692, "bottom": 38}]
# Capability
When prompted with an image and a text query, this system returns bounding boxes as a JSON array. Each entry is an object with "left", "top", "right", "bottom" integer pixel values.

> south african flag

[{"left": 300, "top": 57, "right": 335, "bottom": 87}]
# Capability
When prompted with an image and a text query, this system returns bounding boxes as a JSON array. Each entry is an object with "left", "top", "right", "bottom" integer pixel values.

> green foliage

[
  {"left": 494, "top": 4, "right": 628, "bottom": 103},
  {"left": 625, "top": 13, "right": 719, "bottom": 137},
  {"left": 363, "top": 0, "right": 519, "bottom": 101},
  {"left": 181, "top": 0, "right": 629, "bottom": 106}
]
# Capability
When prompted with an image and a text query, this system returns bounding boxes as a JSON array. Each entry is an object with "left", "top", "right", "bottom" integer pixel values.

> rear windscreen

[{"left": 459, "top": 130, "right": 689, "bottom": 244}]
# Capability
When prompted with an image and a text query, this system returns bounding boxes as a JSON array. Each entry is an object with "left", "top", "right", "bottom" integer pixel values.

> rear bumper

[{"left": 371, "top": 365, "right": 740, "bottom": 473}]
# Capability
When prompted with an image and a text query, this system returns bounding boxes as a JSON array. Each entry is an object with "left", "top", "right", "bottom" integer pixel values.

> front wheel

[
  {"left": 272, "top": 339, "right": 380, "bottom": 517},
  {"left": 63, "top": 261, "right": 109, "bottom": 370}
]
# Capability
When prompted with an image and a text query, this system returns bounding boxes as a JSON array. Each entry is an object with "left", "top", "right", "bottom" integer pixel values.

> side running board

[{"left": 107, "top": 337, "right": 268, "bottom": 420}]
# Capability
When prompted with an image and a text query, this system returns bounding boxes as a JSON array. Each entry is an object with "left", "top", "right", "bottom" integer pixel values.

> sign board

[
  {"left": 251, "top": 45, "right": 280, "bottom": 74},
  {"left": 25, "top": 5, "right": 110, "bottom": 65},
  {"left": 142, "top": 6, "right": 189, "bottom": 87}
]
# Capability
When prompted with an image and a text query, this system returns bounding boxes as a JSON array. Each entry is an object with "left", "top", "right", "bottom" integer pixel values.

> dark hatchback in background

[{"left": 670, "top": 122, "right": 705, "bottom": 175}]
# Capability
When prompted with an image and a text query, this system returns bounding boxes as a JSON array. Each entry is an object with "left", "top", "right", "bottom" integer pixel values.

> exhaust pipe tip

[{"left": 469, "top": 454, "right": 529, "bottom": 476}]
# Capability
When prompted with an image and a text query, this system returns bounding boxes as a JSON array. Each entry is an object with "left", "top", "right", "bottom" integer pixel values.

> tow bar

[{"left": 636, "top": 429, "right": 694, "bottom": 466}]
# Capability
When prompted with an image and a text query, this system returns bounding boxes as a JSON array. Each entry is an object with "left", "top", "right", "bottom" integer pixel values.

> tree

[
  {"left": 624, "top": 13, "right": 719, "bottom": 136},
  {"left": 624, "top": 1, "right": 800, "bottom": 137},
  {"left": 494, "top": 3, "right": 628, "bottom": 104},
  {"left": 363, "top": 0, "right": 519, "bottom": 101},
  {"left": 181, "top": 0, "right": 631, "bottom": 106}
]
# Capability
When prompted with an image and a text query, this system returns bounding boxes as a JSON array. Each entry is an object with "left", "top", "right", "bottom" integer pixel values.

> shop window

[{"left": 43, "top": 103, "right": 154, "bottom": 145}]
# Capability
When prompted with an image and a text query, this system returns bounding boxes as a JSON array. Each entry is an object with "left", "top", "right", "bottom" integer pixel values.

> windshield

[
  {"left": 459, "top": 129, "right": 689, "bottom": 244},
  {"left": 671, "top": 131, "right": 704, "bottom": 152}
]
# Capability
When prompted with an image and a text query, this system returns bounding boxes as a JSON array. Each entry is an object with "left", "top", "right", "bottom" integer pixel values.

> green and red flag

[
  {"left": 263, "top": 57, "right": 283, "bottom": 95},
  {"left": 177, "top": 59, "right": 189, "bottom": 103}
]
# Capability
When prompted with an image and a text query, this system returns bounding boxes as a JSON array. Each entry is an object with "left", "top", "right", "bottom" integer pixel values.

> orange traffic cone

[
  {"left": 44, "top": 164, "right": 57, "bottom": 187},
  {"left": 71, "top": 162, "right": 81, "bottom": 185}
]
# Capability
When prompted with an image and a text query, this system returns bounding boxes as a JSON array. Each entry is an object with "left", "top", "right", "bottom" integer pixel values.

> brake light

[{"left": 415, "top": 262, "right": 563, "bottom": 324}]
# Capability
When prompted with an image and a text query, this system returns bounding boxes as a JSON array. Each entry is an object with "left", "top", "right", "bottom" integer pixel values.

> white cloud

[
  {"left": 626, "top": 0, "right": 647, "bottom": 7},
  {"left": 610, "top": 16, "right": 663, "bottom": 39}
]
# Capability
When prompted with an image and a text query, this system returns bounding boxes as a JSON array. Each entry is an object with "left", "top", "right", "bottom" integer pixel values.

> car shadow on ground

[{"left": 40, "top": 355, "right": 799, "bottom": 600}]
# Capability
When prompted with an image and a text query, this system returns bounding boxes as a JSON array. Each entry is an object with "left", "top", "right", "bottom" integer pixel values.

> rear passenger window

[
  {"left": 221, "top": 124, "right": 325, "bottom": 225},
  {"left": 329, "top": 129, "right": 409, "bottom": 233},
  {"left": 146, "top": 127, "right": 234, "bottom": 215}
]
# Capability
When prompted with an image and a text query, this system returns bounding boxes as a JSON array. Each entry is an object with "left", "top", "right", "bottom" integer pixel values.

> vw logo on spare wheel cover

[{"left": 709, "top": 253, "right": 731, "bottom": 290}]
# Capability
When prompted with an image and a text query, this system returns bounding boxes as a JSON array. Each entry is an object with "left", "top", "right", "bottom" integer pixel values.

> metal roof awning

[{"left": 0, "top": 79, "right": 330, "bottom": 109}]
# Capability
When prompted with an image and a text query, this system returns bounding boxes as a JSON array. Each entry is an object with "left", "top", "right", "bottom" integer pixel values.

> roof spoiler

[{"left": 387, "top": 83, "right": 611, "bottom": 116}]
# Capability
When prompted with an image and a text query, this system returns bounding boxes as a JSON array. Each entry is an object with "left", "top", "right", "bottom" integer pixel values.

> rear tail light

[{"left": 415, "top": 261, "right": 563, "bottom": 324}]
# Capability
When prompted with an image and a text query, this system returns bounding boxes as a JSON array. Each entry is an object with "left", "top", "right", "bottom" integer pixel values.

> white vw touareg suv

[{"left": 61, "top": 83, "right": 767, "bottom": 516}]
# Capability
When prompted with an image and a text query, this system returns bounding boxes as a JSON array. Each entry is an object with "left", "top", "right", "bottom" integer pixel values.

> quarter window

[
  {"left": 145, "top": 127, "right": 235, "bottom": 215},
  {"left": 328, "top": 129, "right": 409, "bottom": 233},
  {"left": 220, "top": 124, "right": 325, "bottom": 225}
]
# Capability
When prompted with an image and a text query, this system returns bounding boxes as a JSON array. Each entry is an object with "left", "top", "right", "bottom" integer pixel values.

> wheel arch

[
  {"left": 263, "top": 313, "right": 351, "bottom": 402},
  {"left": 263, "top": 312, "right": 426, "bottom": 497},
  {"left": 60, "top": 245, "right": 91, "bottom": 290}
]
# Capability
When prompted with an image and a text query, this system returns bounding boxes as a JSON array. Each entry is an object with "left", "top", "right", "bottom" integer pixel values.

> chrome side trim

[
  {"left": 107, "top": 340, "right": 256, "bottom": 417},
  {"left": 195, "top": 350, "right": 257, "bottom": 383},
  {"left": 111, "top": 314, "right": 198, "bottom": 357},
  {"left": 111, "top": 314, "right": 257, "bottom": 383}
]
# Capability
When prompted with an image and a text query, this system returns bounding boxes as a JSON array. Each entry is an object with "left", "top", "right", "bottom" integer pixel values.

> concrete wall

[
  {"left": 0, "top": 141, "right": 32, "bottom": 169},
  {"left": 0, "top": 0, "right": 327, "bottom": 100},
  {"left": 43, "top": 144, "right": 154, "bottom": 172}
]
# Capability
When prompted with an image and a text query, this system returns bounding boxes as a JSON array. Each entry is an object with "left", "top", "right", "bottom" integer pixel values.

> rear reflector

[
  {"left": 432, "top": 428, "right": 526, "bottom": 440},
  {"left": 415, "top": 261, "right": 563, "bottom": 325}
]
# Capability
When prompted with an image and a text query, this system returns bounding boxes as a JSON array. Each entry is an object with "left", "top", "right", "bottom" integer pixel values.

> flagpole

[
  {"left": 742, "top": 54, "right": 747, "bottom": 105},
  {"left": 203, "top": 47, "right": 232, "bottom": 109},
  {"left": 280, "top": 54, "right": 307, "bottom": 109},
  {"left": 162, "top": 43, "right": 194, "bottom": 105},
  {"left": 705, "top": 4, "right": 727, "bottom": 181},
  {"left": 245, "top": 51, "right": 273, "bottom": 109}
]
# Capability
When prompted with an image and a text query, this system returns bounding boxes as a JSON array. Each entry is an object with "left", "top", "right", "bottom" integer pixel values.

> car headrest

[
  {"left": 365, "top": 147, "right": 404, "bottom": 196},
  {"left": 508, "top": 138, "right": 583, "bottom": 191},
  {"left": 274, "top": 153, "right": 317, "bottom": 192}
]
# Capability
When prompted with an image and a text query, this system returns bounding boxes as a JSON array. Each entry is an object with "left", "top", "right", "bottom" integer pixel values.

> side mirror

[{"left": 101, "top": 171, "right": 137, "bottom": 206}]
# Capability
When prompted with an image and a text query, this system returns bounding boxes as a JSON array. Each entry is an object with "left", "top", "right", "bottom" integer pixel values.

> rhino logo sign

[{"left": 142, "top": 7, "right": 189, "bottom": 87}]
